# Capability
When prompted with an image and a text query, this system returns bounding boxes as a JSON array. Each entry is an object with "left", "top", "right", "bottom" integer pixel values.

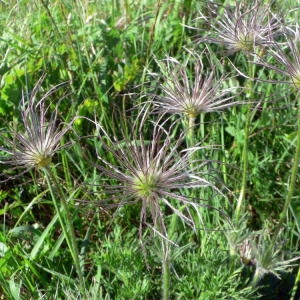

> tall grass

[{"left": 0, "top": 0, "right": 299, "bottom": 299}]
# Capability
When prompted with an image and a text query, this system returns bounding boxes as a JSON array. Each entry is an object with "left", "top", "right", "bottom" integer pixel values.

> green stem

[
  {"left": 279, "top": 94, "right": 300, "bottom": 227},
  {"left": 271, "top": 94, "right": 300, "bottom": 236},
  {"left": 162, "top": 238, "right": 170, "bottom": 300},
  {"left": 285, "top": 95, "right": 300, "bottom": 300},
  {"left": 200, "top": 113, "right": 205, "bottom": 140},
  {"left": 291, "top": 266, "right": 300, "bottom": 300},
  {"left": 235, "top": 104, "right": 251, "bottom": 219},
  {"left": 186, "top": 114, "right": 196, "bottom": 148},
  {"left": 43, "top": 166, "right": 85, "bottom": 294},
  {"left": 220, "top": 118, "right": 228, "bottom": 185},
  {"left": 235, "top": 59, "right": 256, "bottom": 219},
  {"left": 256, "top": 94, "right": 300, "bottom": 292}
]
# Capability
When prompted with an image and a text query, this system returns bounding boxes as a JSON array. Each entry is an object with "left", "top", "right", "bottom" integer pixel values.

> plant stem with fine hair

[
  {"left": 278, "top": 94, "right": 300, "bottom": 229},
  {"left": 252, "top": 94, "right": 300, "bottom": 290},
  {"left": 235, "top": 60, "right": 256, "bottom": 219},
  {"left": 43, "top": 166, "right": 85, "bottom": 294},
  {"left": 282, "top": 94, "right": 300, "bottom": 300},
  {"left": 168, "top": 114, "right": 196, "bottom": 240},
  {"left": 162, "top": 238, "right": 171, "bottom": 300},
  {"left": 235, "top": 104, "right": 251, "bottom": 219},
  {"left": 187, "top": 115, "right": 196, "bottom": 148}
]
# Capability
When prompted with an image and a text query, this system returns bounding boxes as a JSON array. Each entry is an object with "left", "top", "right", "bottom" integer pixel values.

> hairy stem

[
  {"left": 43, "top": 166, "right": 85, "bottom": 294},
  {"left": 291, "top": 265, "right": 300, "bottom": 300},
  {"left": 279, "top": 94, "right": 300, "bottom": 228},
  {"left": 235, "top": 59, "right": 256, "bottom": 219},
  {"left": 254, "top": 94, "right": 300, "bottom": 291},
  {"left": 283, "top": 94, "right": 300, "bottom": 300},
  {"left": 186, "top": 114, "right": 196, "bottom": 148},
  {"left": 162, "top": 238, "right": 170, "bottom": 300},
  {"left": 235, "top": 104, "right": 251, "bottom": 219}
]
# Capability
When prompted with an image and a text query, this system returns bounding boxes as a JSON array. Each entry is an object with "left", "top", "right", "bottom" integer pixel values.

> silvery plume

[
  {"left": 153, "top": 54, "right": 240, "bottom": 120},
  {"left": 197, "top": 0, "right": 283, "bottom": 54},
  {"left": 255, "top": 25, "right": 300, "bottom": 89},
  {"left": 0, "top": 75, "right": 72, "bottom": 181},
  {"left": 93, "top": 109, "right": 221, "bottom": 239}
]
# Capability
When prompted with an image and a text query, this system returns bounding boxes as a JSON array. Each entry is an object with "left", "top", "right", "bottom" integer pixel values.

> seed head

[
  {"left": 94, "top": 111, "right": 220, "bottom": 238},
  {"left": 251, "top": 25, "right": 300, "bottom": 89},
  {"left": 267, "top": 26, "right": 300, "bottom": 89},
  {"left": 0, "top": 75, "right": 72, "bottom": 181},
  {"left": 153, "top": 54, "right": 240, "bottom": 118},
  {"left": 250, "top": 229, "right": 300, "bottom": 285},
  {"left": 199, "top": 0, "right": 283, "bottom": 54}
]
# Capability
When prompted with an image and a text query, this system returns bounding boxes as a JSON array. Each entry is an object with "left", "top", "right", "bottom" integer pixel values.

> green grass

[{"left": 0, "top": 0, "right": 299, "bottom": 299}]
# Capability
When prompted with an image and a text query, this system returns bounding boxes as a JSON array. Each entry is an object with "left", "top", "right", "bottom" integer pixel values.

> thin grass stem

[{"left": 146, "top": 0, "right": 162, "bottom": 61}]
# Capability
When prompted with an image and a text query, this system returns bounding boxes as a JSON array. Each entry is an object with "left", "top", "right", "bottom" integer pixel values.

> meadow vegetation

[{"left": 0, "top": 0, "right": 299, "bottom": 299}]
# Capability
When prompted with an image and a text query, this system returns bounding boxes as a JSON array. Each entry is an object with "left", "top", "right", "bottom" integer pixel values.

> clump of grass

[{"left": 0, "top": 1, "right": 299, "bottom": 299}]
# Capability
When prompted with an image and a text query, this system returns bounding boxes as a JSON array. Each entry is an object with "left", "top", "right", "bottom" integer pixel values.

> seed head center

[
  {"left": 133, "top": 172, "right": 159, "bottom": 198},
  {"left": 35, "top": 154, "right": 52, "bottom": 168},
  {"left": 292, "top": 72, "right": 300, "bottom": 89},
  {"left": 185, "top": 103, "right": 199, "bottom": 117},
  {"left": 236, "top": 34, "right": 255, "bottom": 52}
]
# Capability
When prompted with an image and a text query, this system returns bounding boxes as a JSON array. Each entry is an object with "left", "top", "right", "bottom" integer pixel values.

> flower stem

[
  {"left": 278, "top": 94, "right": 300, "bottom": 228},
  {"left": 235, "top": 59, "right": 256, "bottom": 219},
  {"left": 291, "top": 266, "right": 300, "bottom": 300},
  {"left": 187, "top": 115, "right": 196, "bottom": 148},
  {"left": 259, "top": 93, "right": 300, "bottom": 294},
  {"left": 162, "top": 238, "right": 170, "bottom": 300},
  {"left": 43, "top": 166, "right": 85, "bottom": 294},
  {"left": 283, "top": 94, "right": 300, "bottom": 300},
  {"left": 235, "top": 104, "right": 251, "bottom": 219}
]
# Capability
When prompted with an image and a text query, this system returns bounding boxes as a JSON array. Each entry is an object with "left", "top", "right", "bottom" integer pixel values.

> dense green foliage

[{"left": 0, "top": 0, "right": 299, "bottom": 299}]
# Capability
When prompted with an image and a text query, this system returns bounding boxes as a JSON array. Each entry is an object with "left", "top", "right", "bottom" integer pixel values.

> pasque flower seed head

[
  {"left": 154, "top": 54, "right": 240, "bottom": 118},
  {"left": 198, "top": 0, "right": 283, "bottom": 54},
  {"left": 94, "top": 109, "right": 220, "bottom": 238},
  {"left": 0, "top": 75, "right": 72, "bottom": 180}
]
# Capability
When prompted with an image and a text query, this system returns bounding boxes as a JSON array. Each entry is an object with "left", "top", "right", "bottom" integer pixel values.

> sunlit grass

[{"left": 0, "top": 0, "right": 299, "bottom": 299}]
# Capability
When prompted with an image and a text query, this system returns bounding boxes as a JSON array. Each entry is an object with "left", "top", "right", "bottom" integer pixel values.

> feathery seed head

[
  {"left": 94, "top": 111, "right": 220, "bottom": 237},
  {"left": 251, "top": 229, "right": 300, "bottom": 285},
  {"left": 154, "top": 54, "right": 240, "bottom": 117},
  {"left": 199, "top": 0, "right": 283, "bottom": 54},
  {"left": 256, "top": 25, "right": 300, "bottom": 89},
  {"left": 235, "top": 33, "right": 256, "bottom": 53},
  {"left": 132, "top": 170, "right": 160, "bottom": 198},
  {"left": 0, "top": 75, "right": 72, "bottom": 180}
]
